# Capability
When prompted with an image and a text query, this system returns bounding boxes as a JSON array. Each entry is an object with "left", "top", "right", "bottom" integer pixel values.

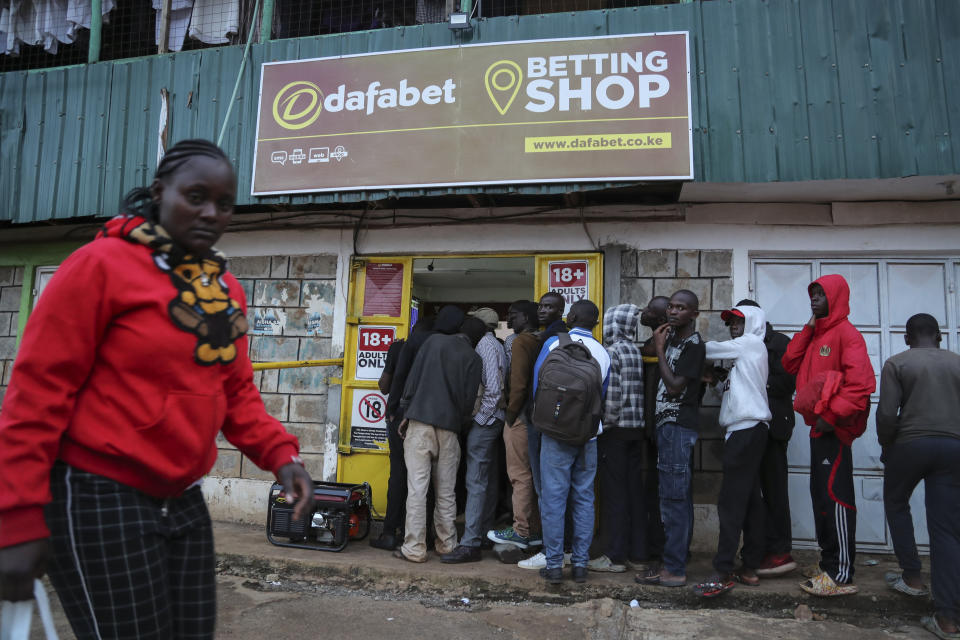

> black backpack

[{"left": 532, "top": 332, "right": 603, "bottom": 447}]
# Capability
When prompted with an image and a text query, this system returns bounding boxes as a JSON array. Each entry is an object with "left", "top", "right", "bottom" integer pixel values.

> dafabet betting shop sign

[{"left": 252, "top": 32, "right": 692, "bottom": 195}]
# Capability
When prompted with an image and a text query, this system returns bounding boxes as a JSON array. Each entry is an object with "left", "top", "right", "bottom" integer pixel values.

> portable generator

[{"left": 266, "top": 481, "right": 372, "bottom": 552}]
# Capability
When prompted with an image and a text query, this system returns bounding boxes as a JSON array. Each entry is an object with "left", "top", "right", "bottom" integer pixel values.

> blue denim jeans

[
  {"left": 657, "top": 422, "right": 697, "bottom": 575},
  {"left": 539, "top": 435, "right": 597, "bottom": 569}
]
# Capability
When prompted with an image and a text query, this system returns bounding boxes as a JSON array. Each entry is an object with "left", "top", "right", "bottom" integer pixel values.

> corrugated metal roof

[{"left": 1, "top": 0, "right": 958, "bottom": 224}]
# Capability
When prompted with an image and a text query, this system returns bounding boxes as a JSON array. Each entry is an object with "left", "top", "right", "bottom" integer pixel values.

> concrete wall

[
  {"left": 618, "top": 249, "right": 732, "bottom": 549},
  {"left": 205, "top": 253, "right": 342, "bottom": 523},
  {"left": 0, "top": 266, "right": 22, "bottom": 406}
]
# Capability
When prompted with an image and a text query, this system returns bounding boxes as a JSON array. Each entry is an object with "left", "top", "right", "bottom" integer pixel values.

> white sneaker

[
  {"left": 587, "top": 554, "right": 627, "bottom": 573},
  {"left": 518, "top": 551, "right": 571, "bottom": 570}
]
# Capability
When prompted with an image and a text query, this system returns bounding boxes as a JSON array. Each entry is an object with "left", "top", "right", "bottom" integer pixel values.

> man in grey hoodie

[{"left": 694, "top": 305, "right": 771, "bottom": 597}]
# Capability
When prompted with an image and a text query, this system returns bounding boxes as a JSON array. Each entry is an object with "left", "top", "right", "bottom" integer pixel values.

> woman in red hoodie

[
  {"left": 0, "top": 140, "right": 315, "bottom": 639},
  {"left": 782, "top": 274, "right": 875, "bottom": 597}
]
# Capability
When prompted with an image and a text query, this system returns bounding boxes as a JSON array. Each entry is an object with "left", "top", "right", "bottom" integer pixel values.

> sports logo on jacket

[{"left": 819, "top": 345, "right": 831, "bottom": 357}]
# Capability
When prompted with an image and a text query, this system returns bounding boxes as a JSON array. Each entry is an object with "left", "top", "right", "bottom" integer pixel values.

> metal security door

[{"left": 751, "top": 257, "right": 959, "bottom": 552}]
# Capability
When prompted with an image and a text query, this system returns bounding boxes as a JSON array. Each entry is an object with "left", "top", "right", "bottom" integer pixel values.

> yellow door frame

[{"left": 337, "top": 251, "right": 603, "bottom": 516}]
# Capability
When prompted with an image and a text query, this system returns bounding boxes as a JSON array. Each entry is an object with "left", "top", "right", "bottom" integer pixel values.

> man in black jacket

[
  {"left": 371, "top": 308, "right": 463, "bottom": 551},
  {"left": 736, "top": 299, "right": 797, "bottom": 576},
  {"left": 371, "top": 317, "right": 434, "bottom": 551},
  {"left": 394, "top": 316, "right": 485, "bottom": 563}
]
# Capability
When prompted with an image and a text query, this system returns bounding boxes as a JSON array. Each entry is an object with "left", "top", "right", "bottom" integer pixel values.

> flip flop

[
  {"left": 921, "top": 616, "right": 960, "bottom": 640},
  {"left": 694, "top": 577, "right": 735, "bottom": 598}
]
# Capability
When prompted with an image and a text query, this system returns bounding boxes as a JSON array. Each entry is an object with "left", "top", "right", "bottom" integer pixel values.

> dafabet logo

[
  {"left": 272, "top": 77, "right": 457, "bottom": 129},
  {"left": 272, "top": 81, "right": 324, "bottom": 130}
]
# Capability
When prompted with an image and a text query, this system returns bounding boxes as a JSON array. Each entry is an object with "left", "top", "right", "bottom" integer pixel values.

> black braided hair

[{"left": 121, "top": 139, "right": 232, "bottom": 222}]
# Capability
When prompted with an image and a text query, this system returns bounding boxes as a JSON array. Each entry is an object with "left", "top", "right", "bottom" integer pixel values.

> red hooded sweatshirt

[
  {"left": 781, "top": 274, "right": 876, "bottom": 446},
  {"left": 0, "top": 217, "right": 300, "bottom": 548}
]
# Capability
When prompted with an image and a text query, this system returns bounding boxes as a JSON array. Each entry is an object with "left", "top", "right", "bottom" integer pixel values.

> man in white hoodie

[{"left": 694, "top": 305, "right": 772, "bottom": 598}]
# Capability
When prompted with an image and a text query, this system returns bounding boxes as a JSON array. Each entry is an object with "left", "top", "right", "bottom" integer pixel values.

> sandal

[
  {"left": 694, "top": 575, "right": 735, "bottom": 598},
  {"left": 921, "top": 616, "right": 960, "bottom": 640},
  {"left": 884, "top": 571, "right": 929, "bottom": 597},
  {"left": 799, "top": 572, "right": 858, "bottom": 597},
  {"left": 733, "top": 567, "right": 760, "bottom": 586}
]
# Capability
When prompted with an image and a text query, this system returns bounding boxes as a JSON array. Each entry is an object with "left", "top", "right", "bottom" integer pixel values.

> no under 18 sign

[{"left": 355, "top": 326, "right": 396, "bottom": 380}]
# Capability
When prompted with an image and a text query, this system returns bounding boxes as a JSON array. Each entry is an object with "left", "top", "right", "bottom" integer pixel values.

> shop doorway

[{"left": 337, "top": 253, "right": 603, "bottom": 515}]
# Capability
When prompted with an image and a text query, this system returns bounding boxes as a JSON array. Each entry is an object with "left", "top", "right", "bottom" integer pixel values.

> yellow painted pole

[{"left": 252, "top": 358, "right": 344, "bottom": 371}]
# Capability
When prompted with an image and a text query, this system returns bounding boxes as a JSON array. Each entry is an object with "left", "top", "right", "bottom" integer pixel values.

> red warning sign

[
  {"left": 547, "top": 260, "right": 589, "bottom": 315},
  {"left": 356, "top": 326, "right": 396, "bottom": 380}
]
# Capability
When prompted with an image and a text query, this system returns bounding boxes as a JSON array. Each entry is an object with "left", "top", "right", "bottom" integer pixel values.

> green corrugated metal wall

[{"left": 1, "top": 0, "right": 958, "bottom": 224}]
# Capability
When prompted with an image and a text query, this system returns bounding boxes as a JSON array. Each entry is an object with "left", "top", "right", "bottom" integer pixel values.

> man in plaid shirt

[
  {"left": 588, "top": 303, "right": 648, "bottom": 574},
  {"left": 442, "top": 307, "right": 506, "bottom": 563}
]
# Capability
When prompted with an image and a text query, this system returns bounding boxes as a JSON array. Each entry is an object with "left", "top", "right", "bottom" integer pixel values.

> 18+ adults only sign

[{"left": 253, "top": 32, "right": 691, "bottom": 195}]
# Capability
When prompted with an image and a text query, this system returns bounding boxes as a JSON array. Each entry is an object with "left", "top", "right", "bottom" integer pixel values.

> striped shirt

[{"left": 474, "top": 332, "right": 506, "bottom": 425}]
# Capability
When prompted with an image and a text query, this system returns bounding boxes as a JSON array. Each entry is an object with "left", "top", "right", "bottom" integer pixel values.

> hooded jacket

[
  {"left": 0, "top": 216, "right": 300, "bottom": 548},
  {"left": 781, "top": 274, "right": 876, "bottom": 445},
  {"left": 763, "top": 323, "right": 796, "bottom": 441},
  {"left": 602, "top": 304, "right": 644, "bottom": 433},
  {"left": 400, "top": 333, "right": 482, "bottom": 433},
  {"left": 705, "top": 306, "right": 772, "bottom": 437},
  {"left": 386, "top": 305, "right": 465, "bottom": 419}
]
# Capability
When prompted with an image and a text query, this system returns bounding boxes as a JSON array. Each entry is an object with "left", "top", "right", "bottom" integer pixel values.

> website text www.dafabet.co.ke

[{"left": 524, "top": 132, "right": 672, "bottom": 153}]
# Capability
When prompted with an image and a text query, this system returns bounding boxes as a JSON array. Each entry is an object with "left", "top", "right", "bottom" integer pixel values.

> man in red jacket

[{"left": 782, "top": 274, "right": 875, "bottom": 597}]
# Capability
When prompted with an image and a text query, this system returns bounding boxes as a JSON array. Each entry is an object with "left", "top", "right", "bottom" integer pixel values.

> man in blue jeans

[
  {"left": 638, "top": 290, "right": 705, "bottom": 588},
  {"left": 531, "top": 299, "right": 610, "bottom": 584}
]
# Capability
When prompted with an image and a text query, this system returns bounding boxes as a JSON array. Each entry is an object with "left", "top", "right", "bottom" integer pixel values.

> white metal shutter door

[
  {"left": 752, "top": 257, "right": 958, "bottom": 552},
  {"left": 753, "top": 261, "right": 819, "bottom": 543}
]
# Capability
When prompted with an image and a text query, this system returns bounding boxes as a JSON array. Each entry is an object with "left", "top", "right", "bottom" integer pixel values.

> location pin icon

[{"left": 484, "top": 60, "right": 523, "bottom": 115}]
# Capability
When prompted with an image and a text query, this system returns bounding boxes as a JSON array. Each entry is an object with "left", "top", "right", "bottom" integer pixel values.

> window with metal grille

[{"left": 0, "top": 0, "right": 695, "bottom": 72}]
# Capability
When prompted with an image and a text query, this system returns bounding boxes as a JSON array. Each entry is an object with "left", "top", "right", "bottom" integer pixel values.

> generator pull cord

[{"left": 361, "top": 482, "right": 382, "bottom": 520}]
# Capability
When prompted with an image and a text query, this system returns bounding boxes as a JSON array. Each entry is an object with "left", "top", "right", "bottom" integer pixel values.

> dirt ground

[{"left": 28, "top": 573, "right": 935, "bottom": 640}]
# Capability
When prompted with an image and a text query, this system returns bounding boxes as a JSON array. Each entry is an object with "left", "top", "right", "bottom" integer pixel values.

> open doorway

[
  {"left": 411, "top": 256, "right": 538, "bottom": 531},
  {"left": 411, "top": 256, "right": 536, "bottom": 340}
]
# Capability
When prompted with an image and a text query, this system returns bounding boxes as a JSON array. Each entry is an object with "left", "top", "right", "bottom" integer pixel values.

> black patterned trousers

[{"left": 45, "top": 463, "right": 216, "bottom": 640}]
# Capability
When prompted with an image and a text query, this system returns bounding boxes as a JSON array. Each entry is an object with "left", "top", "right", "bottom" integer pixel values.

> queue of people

[{"left": 370, "top": 276, "right": 960, "bottom": 639}]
